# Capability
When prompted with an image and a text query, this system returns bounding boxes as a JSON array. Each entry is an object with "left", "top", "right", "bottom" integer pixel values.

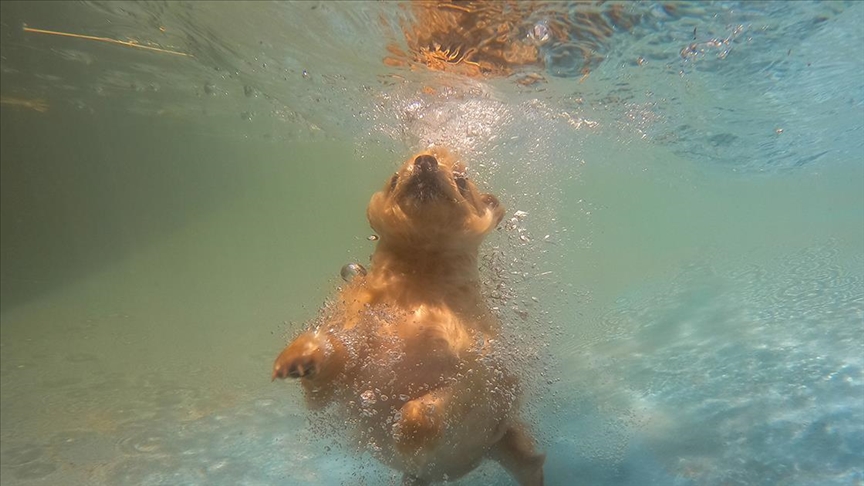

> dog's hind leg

[
  {"left": 401, "top": 474, "right": 430, "bottom": 486},
  {"left": 489, "top": 420, "right": 545, "bottom": 486}
]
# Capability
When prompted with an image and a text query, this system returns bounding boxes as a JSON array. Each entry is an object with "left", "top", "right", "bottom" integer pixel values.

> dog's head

[{"left": 367, "top": 149, "right": 505, "bottom": 252}]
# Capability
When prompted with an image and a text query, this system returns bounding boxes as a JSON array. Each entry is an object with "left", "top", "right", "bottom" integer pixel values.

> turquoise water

[{"left": 1, "top": 2, "right": 862, "bottom": 485}]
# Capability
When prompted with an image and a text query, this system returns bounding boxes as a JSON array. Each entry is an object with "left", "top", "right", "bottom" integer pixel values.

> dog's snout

[{"left": 414, "top": 155, "right": 438, "bottom": 172}]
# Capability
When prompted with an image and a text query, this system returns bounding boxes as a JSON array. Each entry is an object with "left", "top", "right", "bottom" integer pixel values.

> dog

[{"left": 273, "top": 149, "right": 544, "bottom": 485}]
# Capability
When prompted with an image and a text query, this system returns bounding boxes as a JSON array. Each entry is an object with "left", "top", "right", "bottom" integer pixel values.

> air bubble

[
  {"left": 340, "top": 263, "right": 367, "bottom": 282},
  {"left": 360, "top": 390, "right": 377, "bottom": 406},
  {"left": 529, "top": 21, "right": 550, "bottom": 44}
]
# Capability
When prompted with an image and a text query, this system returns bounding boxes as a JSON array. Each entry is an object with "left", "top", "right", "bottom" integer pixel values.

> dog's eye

[
  {"left": 456, "top": 176, "right": 468, "bottom": 191},
  {"left": 389, "top": 173, "right": 398, "bottom": 191},
  {"left": 455, "top": 175, "right": 468, "bottom": 193}
]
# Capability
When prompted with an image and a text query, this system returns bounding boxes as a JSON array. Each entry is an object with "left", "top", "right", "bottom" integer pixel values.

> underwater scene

[{"left": 1, "top": 2, "right": 862, "bottom": 485}]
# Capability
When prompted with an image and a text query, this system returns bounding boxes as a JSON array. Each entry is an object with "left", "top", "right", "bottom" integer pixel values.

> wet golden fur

[{"left": 273, "top": 149, "right": 544, "bottom": 485}]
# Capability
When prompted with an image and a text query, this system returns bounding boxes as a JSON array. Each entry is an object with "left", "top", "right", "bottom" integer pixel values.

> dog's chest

[{"left": 344, "top": 306, "right": 466, "bottom": 392}]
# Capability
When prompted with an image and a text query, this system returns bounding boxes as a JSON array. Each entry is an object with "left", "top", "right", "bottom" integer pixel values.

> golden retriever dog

[{"left": 272, "top": 149, "right": 544, "bottom": 485}]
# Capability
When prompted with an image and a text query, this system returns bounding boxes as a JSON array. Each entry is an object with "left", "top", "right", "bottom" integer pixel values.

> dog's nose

[{"left": 414, "top": 155, "right": 438, "bottom": 172}]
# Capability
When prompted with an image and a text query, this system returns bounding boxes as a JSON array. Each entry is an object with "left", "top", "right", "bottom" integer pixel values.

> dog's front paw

[{"left": 272, "top": 333, "right": 326, "bottom": 380}]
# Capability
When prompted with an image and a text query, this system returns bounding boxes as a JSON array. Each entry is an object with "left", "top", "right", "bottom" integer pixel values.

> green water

[
  {"left": 561, "top": 139, "right": 864, "bottom": 312},
  {"left": 0, "top": 105, "right": 389, "bottom": 467},
  {"left": 1, "top": 1, "right": 863, "bottom": 482},
  {"left": 2, "top": 99, "right": 862, "bottom": 484}
]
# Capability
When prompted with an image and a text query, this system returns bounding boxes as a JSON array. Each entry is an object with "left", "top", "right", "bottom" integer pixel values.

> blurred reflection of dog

[{"left": 384, "top": 1, "right": 643, "bottom": 81}]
